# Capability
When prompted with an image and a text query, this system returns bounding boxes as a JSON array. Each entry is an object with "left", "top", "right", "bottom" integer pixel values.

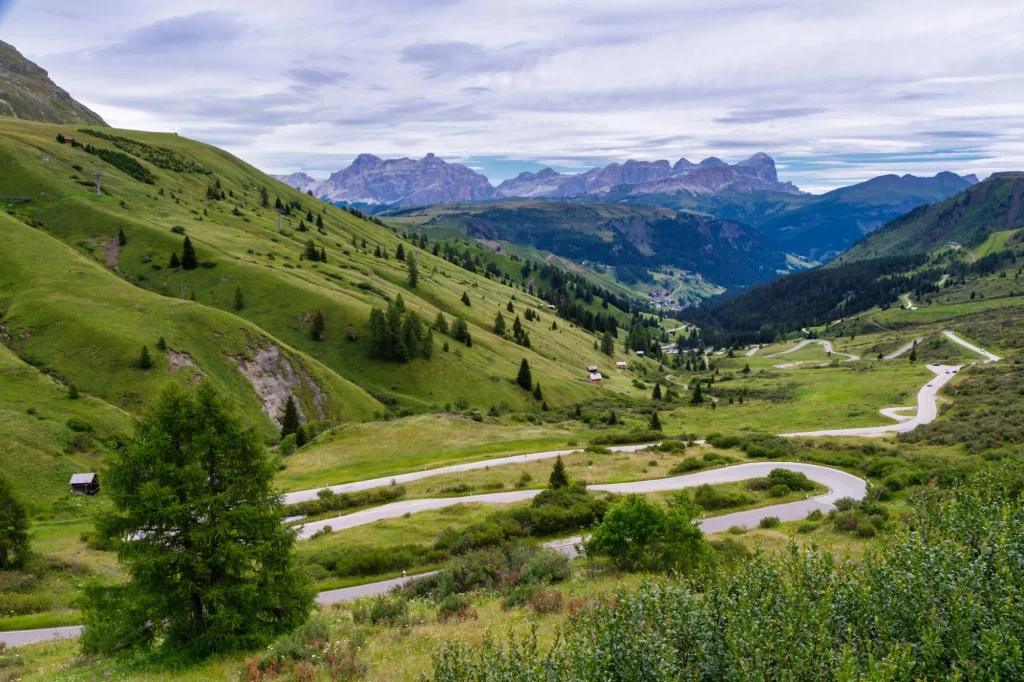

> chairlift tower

[{"left": 92, "top": 172, "right": 105, "bottom": 196}]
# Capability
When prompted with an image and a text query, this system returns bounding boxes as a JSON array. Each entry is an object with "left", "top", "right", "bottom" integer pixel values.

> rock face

[
  {"left": 495, "top": 152, "right": 801, "bottom": 199},
  {"left": 271, "top": 172, "right": 319, "bottom": 194},
  {"left": 0, "top": 41, "right": 107, "bottom": 125},
  {"left": 312, "top": 153, "right": 497, "bottom": 206}
]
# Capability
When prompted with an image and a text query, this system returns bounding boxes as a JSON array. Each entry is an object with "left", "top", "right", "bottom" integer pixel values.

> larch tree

[
  {"left": 0, "top": 472, "right": 30, "bottom": 569},
  {"left": 80, "top": 383, "right": 313, "bottom": 656}
]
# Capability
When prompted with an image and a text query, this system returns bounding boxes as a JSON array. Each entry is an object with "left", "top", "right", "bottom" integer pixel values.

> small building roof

[
  {"left": 616, "top": 361, "right": 627, "bottom": 367},
  {"left": 587, "top": 365, "right": 598, "bottom": 371},
  {"left": 69, "top": 473, "right": 97, "bottom": 485},
  {"left": 636, "top": 350, "right": 644, "bottom": 356},
  {"left": 588, "top": 372, "right": 603, "bottom": 381}
]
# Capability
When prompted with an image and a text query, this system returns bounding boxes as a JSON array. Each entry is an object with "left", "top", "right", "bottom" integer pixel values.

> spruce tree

[
  {"left": 742, "top": 363, "right": 751, "bottom": 374},
  {"left": 0, "top": 472, "right": 30, "bottom": 569},
  {"left": 280, "top": 396, "right": 300, "bottom": 438},
  {"left": 507, "top": 301, "right": 515, "bottom": 313},
  {"left": 533, "top": 382, "right": 543, "bottom": 401},
  {"left": 461, "top": 291, "right": 471, "bottom": 307},
  {"left": 494, "top": 312, "right": 507, "bottom": 336},
  {"left": 374, "top": 245, "right": 382, "bottom": 258},
  {"left": 601, "top": 331, "right": 615, "bottom": 356},
  {"left": 434, "top": 312, "right": 449, "bottom": 335},
  {"left": 180, "top": 237, "right": 198, "bottom": 270},
  {"left": 233, "top": 286, "right": 244, "bottom": 311},
  {"left": 408, "top": 255, "right": 418, "bottom": 288},
  {"left": 316, "top": 215, "right": 323, "bottom": 229},
  {"left": 396, "top": 243, "right": 405, "bottom": 261},
  {"left": 118, "top": 228, "right": 127, "bottom": 246},
  {"left": 649, "top": 410, "right": 662, "bottom": 431},
  {"left": 652, "top": 383, "right": 662, "bottom": 400},
  {"left": 691, "top": 382, "right": 704, "bottom": 405},
  {"left": 516, "top": 358, "right": 533, "bottom": 391},
  {"left": 68, "top": 383, "right": 80, "bottom": 399},
  {"left": 156, "top": 336, "right": 167, "bottom": 350},
  {"left": 548, "top": 455, "right": 569, "bottom": 489},
  {"left": 319, "top": 247, "right": 327, "bottom": 263},
  {"left": 909, "top": 347, "right": 917, "bottom": 363},
  {"left": 138, "top": 345, "right": 153, "bottom": 370},
  {"left": 311, "top": 311, "right": 325, "bottom": 341},
  {"left": 295, "top": 425, "right": 307, "bottom": 448},
  {"left": 80, "top": 383, "right": 312, "bottom": 656},
  {"left": 170, "top": 251, "right": 180, "bottom": 269},
  {"left": 607, "top": 409, "right": 617, "bottom": 425}
]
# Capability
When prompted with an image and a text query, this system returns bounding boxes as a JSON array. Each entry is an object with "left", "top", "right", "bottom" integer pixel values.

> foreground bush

[{"left": 429, "top": 471, "right": 1024, "bottom": 681}]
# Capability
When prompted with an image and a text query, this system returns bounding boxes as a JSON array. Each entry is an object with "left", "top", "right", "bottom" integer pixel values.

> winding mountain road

[{"left": 1, "top": 332, "right": 1000, "bottom": 648}]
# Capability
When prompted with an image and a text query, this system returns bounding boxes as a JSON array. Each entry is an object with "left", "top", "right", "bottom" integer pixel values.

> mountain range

[
  {"left": 0, "top": 40, "right": 107, "bottom": 126},
  {"left": 273, "top": 152, "right": 799, "bottom": 206}
]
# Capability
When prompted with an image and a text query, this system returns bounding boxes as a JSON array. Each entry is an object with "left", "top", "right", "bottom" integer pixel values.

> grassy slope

[
  {"left": 834, "top": 173, "right": 1024, "bottom": 264},
  {"left": 0, "top": 118, "right": 637, "bottom": 423}
]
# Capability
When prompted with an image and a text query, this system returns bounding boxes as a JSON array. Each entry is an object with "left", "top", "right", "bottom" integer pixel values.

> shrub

[
  {"left": 352, "top": 595, "right": 408, "bottom": 626},
  {"left": 759, "top": 516, "right": 781, "bottom": 529},
  {"left": 694, "top": 485, "right": 753, "bottom": 511},
  {"left": 833, "top": 497, "right": 857, "bottom": 511},
  {"left": 669, "top": 458, "right": 707, "bottom": 475},
  {"left": 529, "top": 588, "right": 564, "bottom": 615},
  {"left": 66, "top": 417, "right": 91, "bottom": 432},
  {"left": 806, "top": 509, "right": 823, "bottom": 521},
  {"left": 437, "top": 595, "right": 477, "bottom": 623},
  {"left": 768, "top": 484, "right": 790, "bottom": 498}
]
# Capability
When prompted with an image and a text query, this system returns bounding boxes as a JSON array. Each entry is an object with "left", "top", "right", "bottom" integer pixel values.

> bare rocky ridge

[
  {"left": 272, "top": 151, "right": 800, "bottom": 207},
  {"left": 496, "top": 152, "right": 801, "bottom": 199},
  {"left": 230, "top": 344, "right": 326, "bottom": 428},
  {"left": 0, "top": 41, "right": 106, "bottom": 126}
]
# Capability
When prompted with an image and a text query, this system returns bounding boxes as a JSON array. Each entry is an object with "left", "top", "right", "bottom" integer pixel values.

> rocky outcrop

[
  {"left": 231, "top": 344, "right": 326, "bottom": 428},
  {"left": 495, "top": 152, "right": 802, "bottom": 199},
  {"left": 313, "top": 153, "right": 497, "bottom": 206}
]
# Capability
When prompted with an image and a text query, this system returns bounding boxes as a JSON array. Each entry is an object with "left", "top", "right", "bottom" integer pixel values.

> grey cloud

[
  {"left": 924, "top": 130, "right": 998, "bottom": 139},
  {"left": 399, "top": 41, "right": 552, "bottom": 78},
  {"left": 714, "top": 107, "right": 828, "bottom": 124},
  {"left": 336, "top": 97, "right": 492, "bottom": 126},
  {"left": 461, "top": 86, "right": 492, "bottom": 95},
  {"left": 96, "top": 11, "right": 242, "bottom": 57},
  {"left": 286, "top": 67, "right": 351, "bottom": 86}
]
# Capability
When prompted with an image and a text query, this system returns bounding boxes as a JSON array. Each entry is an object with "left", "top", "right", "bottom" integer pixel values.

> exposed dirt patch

[
  {"left": 231, "top": 344, "right": 326, "bottom": 428},
  {"left": 104, "top": 239, "right": 119, "bottom": 270},
  {"left": 166, "top": 349, "right": 198, "bottom": 372}
]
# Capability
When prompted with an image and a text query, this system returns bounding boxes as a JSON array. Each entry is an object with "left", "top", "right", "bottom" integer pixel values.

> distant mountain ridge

[
  {"left": 273, "top": 151, "right": 799, "bottom": 207},
  {"left": 498, "top": 152, "right": 801, "bottom": 199},
  {"left": 0, "top": 40, "right": 106, "bottom": 126}
]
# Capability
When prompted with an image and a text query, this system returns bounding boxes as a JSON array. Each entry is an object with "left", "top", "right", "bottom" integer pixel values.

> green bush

[
  {"left": 66, "top": 417, "right": 92, "bottom": 432},
  {"left": 668, "top": 458, "right": 707, "bottom": 475},
  {"left": 759, "top": 516, "right": 781, "bottom": 529},
  {"left": 694, "top": 484, "right": 754, "bottom": 511},
  {"left": 352, "top": 595, "right": 408, "bottom": 626}
]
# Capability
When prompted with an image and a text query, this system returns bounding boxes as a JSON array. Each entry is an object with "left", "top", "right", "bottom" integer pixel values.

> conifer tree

[
  {"left": 170, "top": 251, "right": 180, "bottom": 269},
  {"left": 306, "top": 210, "right": 313, "bottom": 222},
  {"left": 742, "top": 363, "right": 751, "bottom": 374},
  {"left": 138, "top": 345, "right": 153, "bottom": 370},
  {"left": 156, "top": 336, "right": 167, "bottom": 350},
  {"left": 68, "top": 384, "right": 80, "bottom": 399},
  {"left": 607, "top": 409, "right": 617, "bottom": 425},
  {"left": 316, "top": 214, "right": 323, "bottom": 229},
  {"left": 311, "top": 311, "right": 325, "bottom": 341},
  {"left": 548, "top": 455, "right": 569, "bottom": 489},
  {"left": 118, "top": 228, "right": 127, "bottom": 246},
  {"left": 260, "top": 186, "right": 269, "bottom": 208},
  {"left": 374, "top": 245, "right": 382, "bottom": 258},
  {"left": 533, "top": 382, "right": 543, "bottom": 401},
  {"left": 0, "top": 472, "right": 30, "bottom": 569},
  {"left": 909, "top": 347, "right": 917, "bottom": 363},
  {"left": 494, "top": 312, "right": 507, "bottom": 336},
  {"left": 434, "top": 312, "right": 449, "bottom": 335},
  {"left": 507, "top": 301, "right": 515, "bottom": 313},
  {"left": 181, "top": 237, "right": 198, "bottom": 270},
  {"left": 516, "top": 358, "right": 533, "bottom": 391},
  {"left": 691, "top": 382, "right": 704, "bottom": 405},
  {"left": 601, "top": 331, "right": 615, "bottom": 356},
  {"left": 652, "top": 383, "right": 662, "bottom": 400},
  {"left": 303, "top": 240, "right": 319, "bottom": 261},
  {"left": 408, "top": 254, "right": 418, "bottom": 288},
  {"left": 295, "top": 425, "right": 307, "bottom": 448},
  {"left": 319, "top": 247, "right": 327, "bottom": 263},
  {"left": 461, "top": 291, "right": 471, "bottom": 307},
  {"left": 233, "top": 286, "right": 245, "bottom": 311},
  {"left": 280, "top": 396, "right": 300, "bottom": 438},
  {"left": 396, "top": 243, "right": 405, "bottom": 261},
  {"left": 649, "top": 410, "right": 662, "bottom": 431},
  {"left": 80, "top": 383, "right": 312, "bottom": 656}
]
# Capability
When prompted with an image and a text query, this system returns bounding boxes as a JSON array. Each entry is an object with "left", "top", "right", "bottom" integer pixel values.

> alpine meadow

[{"left": 1, "top": 4, "right": 1024, "bottom": 682}]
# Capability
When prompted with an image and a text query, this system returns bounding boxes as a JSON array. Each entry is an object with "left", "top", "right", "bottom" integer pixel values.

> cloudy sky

[{"left": 2, "top": 0, "right": 1023, "bottom": 192}]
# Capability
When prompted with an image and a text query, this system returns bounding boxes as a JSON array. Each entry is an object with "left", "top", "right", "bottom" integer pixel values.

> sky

[{"left": 2, "top": 0, "right": 1023, "bottom": 193}]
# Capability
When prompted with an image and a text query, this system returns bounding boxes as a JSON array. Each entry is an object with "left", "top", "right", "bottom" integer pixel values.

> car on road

[
  {"left": 927, "top": 383, "right": 933, "bottom": 387},
  {"left": 931, "top": 362, "right": 941, "bottom": 367}
]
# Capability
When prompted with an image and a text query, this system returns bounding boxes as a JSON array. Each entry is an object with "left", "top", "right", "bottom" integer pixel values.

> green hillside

[
  {"left": 0, "top": 118, "right": 648, "bottom": 440},
  {"left": 387, "top": 199, "right": 791, "bottom": 289},
  {"left": 835, "top": 173, "right": 1024, "bottom": 264}
]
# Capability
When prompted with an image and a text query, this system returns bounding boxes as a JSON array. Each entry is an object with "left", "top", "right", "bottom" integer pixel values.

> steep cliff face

[
  {"left": 495, "top": 152, "right": 801, "bottom": 199},
  {"left": 0, "top": 41, "right": 107, "bottom": 126},
  {"left": 312, "top": 153, "right": 497, "bottom": 205},
  {"left": 270, "top": 172, "right": 319, "bottom": 194}
]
